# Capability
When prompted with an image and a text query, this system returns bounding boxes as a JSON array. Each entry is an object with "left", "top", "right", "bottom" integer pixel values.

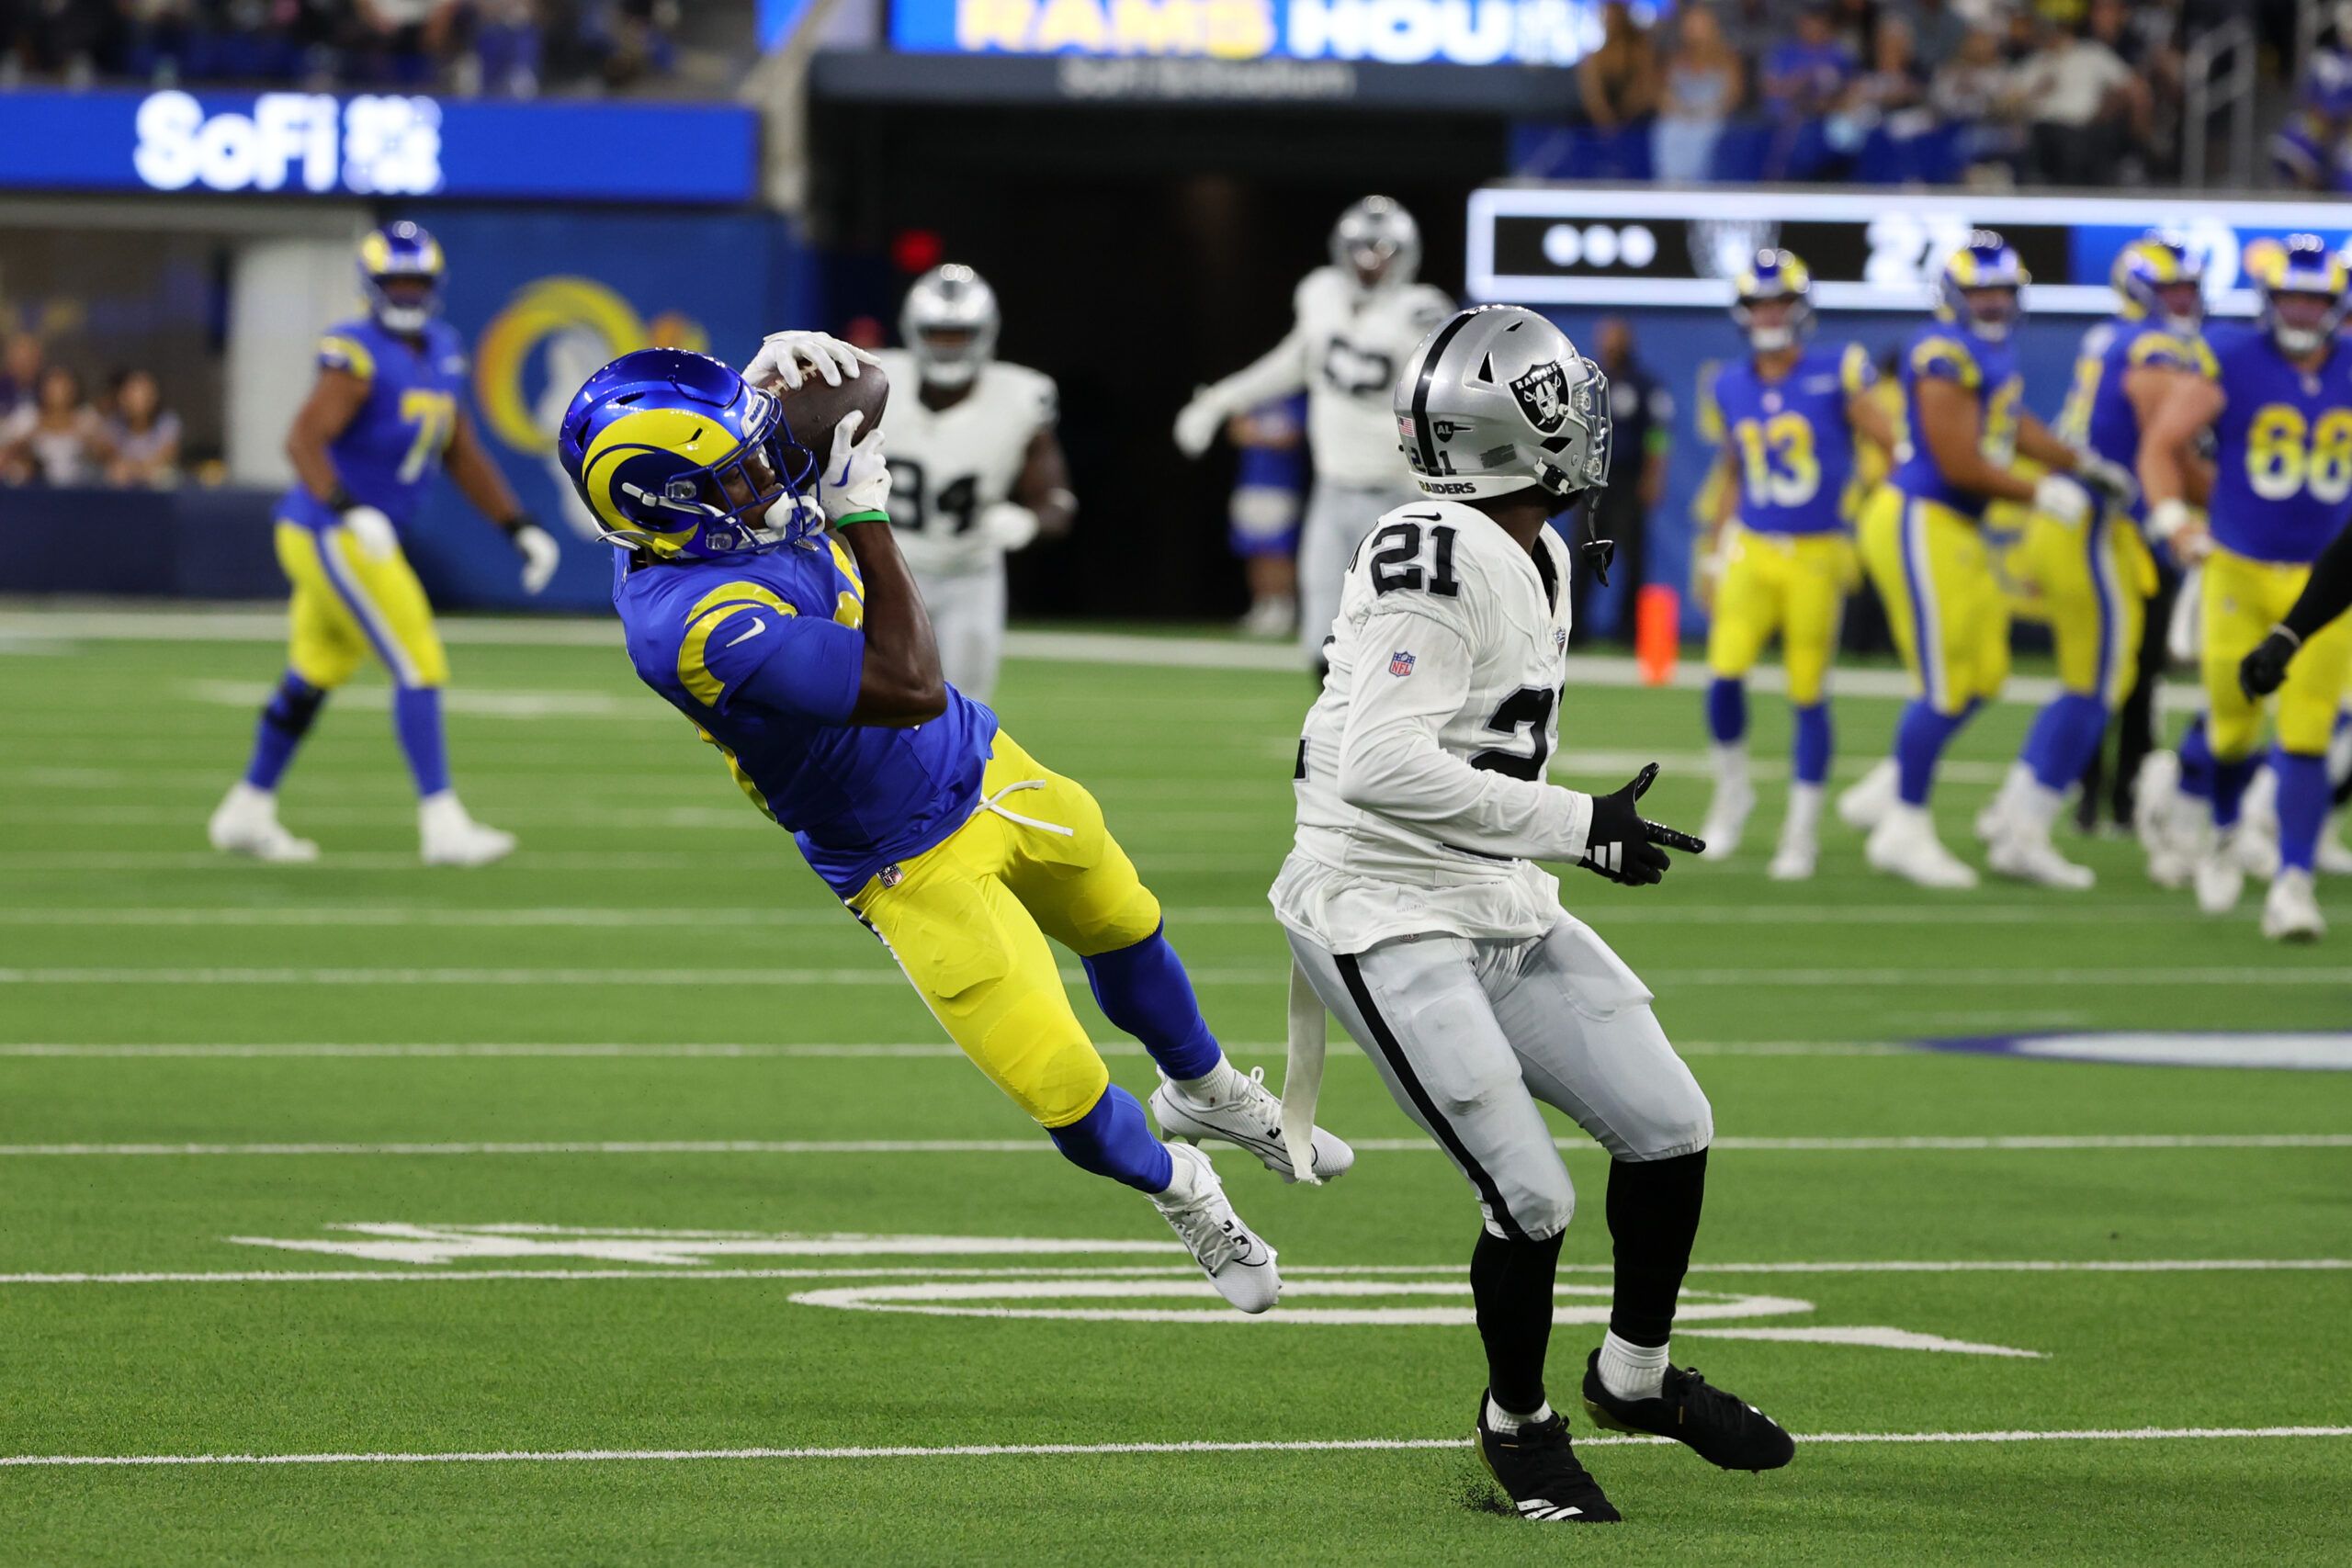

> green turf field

[{"left": 1, "top": 607, "right": 2347, "bottom": 1565}]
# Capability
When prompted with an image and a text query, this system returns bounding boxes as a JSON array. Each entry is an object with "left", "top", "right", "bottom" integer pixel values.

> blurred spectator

[
  {"left": 1838, "top": 16, "right": 1927, "bottom": 128},
  {"left": 2012, "top": 18, "right": 2146, "bottom": 185},
  {"left": 1653, "top": 4, "right": 1745, "bottom": 183},
  {"left": 0, "top": 364, "right": 107, "bottom": 487},
  {"left": 1762, "top": 6, "right": 1857, "bottom": 176},
  {"left": 1933, "top": 26, "right": 2028, "bottom": 181},
  {"left": 452, "top": 0, "right": 539, "bottom": 96},
  {"left": 1578, "top": 2, "right": 1660, "bottom": 133},
  {"left": 1887, "top": 0, "right": 1969, "bottom": 73},
  {"left": 0, "top": 332, "right": 43, "bottom": 417},
  {"left": 1715, "top": 0, "right": 1788, "bottom": 66},
  {"left": 102, "top": 367, "right": 182, "bottom": 489},
  {"left": 2276, "top": 29, "right": 2352, "bottom": 191},
  {"left": 1578, "top": 318, "right": 1671, "bottom": 641}
]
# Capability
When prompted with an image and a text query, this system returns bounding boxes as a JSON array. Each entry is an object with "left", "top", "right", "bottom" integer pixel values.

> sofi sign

[
  {"left": 133, "top": 91, "right": 443, "bottom": 195},
  {"left": 889, "top": 0, "right": 1655, "bottom": 66}
]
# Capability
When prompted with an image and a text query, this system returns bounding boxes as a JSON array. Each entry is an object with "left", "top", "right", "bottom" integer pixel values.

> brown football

[{"left": 773, "top": 358, "right": 889, "bottom": 460}]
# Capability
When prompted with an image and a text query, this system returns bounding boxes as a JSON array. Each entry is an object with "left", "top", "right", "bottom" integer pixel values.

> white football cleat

[
  {"left": 1865, "top": 805, "right": 1978, "bottom": 889},
  {"left": 2193, "top": 830, "right": 2246, "bottom": 915},
  {"left": 1973, "top": 763, "right": 2031, "bottom": 845},
  {"left": 2234, "top": 818, "right": 2283, "bottom": 879},
  {"left": 1766, "top": 826, "right": 1817, "bottom": 882},
  {"left": 419, "top": 792, "right": 516, "bottom": 867},
  {"left": 1153, "top": 1142, "right": 1280, "bottom": 1314},
  {"left": 207, "top": 782, "right": 319, "bottom": 863},
  {"left": 2320, "top": 821, "right": 2352, "bottom": 876},
  {"left": 1986, "top": 824, "right": 2096, "bottom": 890},
  {"left": 2133, "top": 752, "right": 2193, "bottom": 888},
  {"left": 1149, "top": 1064, "right": 1353, "bottom": 1184},
  {"left": 1699, "top": 776, "right": 1757, "bottom": 862},
  {"left": 2261, "top": 869, "right": 2326, "bottom": 942},
  {"left": 1837, "top": 758, "right": 1898, "bottom": 831}
]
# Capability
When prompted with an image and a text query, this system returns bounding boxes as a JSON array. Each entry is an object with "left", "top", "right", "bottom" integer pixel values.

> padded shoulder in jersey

[
  {"left": 1295, "top": 265, "right": 1352, "bottom": 320},
  {"left": 2127, "top": 330, "right": 2214, "bottom": 378},
  {"left": 1909, "top": 331, "right": 1982, "bottom": 389},
  {"left": 982, "top": 361, "right": 1059, "bottom": 434},
  {"left": 1837, "top": 341, "right": 1877, "bottom": 396},
  {"left": 1351, "top": 501, "right": 1526, "bottom": 636},
  {"left": 670, "top": 577, "right": 860, "bottom": 722},
  {"left": 317, "top": 322, "right": 379, "bottom": 382}
]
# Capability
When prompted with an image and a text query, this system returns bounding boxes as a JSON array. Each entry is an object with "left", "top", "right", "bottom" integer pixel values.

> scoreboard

[{"left": 1468, "top": 187, "right": 2352, "bottom": 317}]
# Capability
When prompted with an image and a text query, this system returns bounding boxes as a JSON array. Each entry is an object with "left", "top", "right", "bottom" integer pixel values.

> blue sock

[
  {"left": 1080, "top": 923, "right": 1224, "bottom": 1083},
  {"left": 2212, "top": 754, "right": 2260, "bottom": 829},
  {"left": 243, "top": 672, "right": 325, "bottom": 791},
  {"left": 1706, "top": 678, "right": 1747, "bottom": 746},
  {"left": 2276, "top": 751, "right": 2330, "bottom": 874},
  {"left": 1792, "top": 703, "right": 1831, "bottom": 786},
  {"left": 392, "top": 686, "right": 451, "bottom": 798},
  {"left": 1894, "top": 700, "right": 1970, "bottom": 807},
  {"left": 2177, "top": 716, "right": 2214, "bottom": 804},
  {"left": 2022, "top": 693, "right": 2109, "bottom": 793},
  {"left": 1047, "top": 1084, "right": 1173, "bottom": 1194}
]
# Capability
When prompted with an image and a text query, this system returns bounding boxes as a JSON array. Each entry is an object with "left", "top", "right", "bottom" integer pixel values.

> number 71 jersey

[
  {"left": 277, "top": 315, "right": 469, "bottom": 535},
  {"left": 1287, "top": 499, "right": 1575, "bottom": 919}
]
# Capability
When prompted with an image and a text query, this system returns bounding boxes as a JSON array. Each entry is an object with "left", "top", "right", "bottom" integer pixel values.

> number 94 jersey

[
  {"left": 277, "top": 315, "right": 469, "bottom": 535},
  {"left": 2206, "top": 324, "right": 2352, "bottom": 566},
  {"left": 1277, "top": 501, "right": 1581, "bottom": 952},
  {"left": 870, "top": 351, "right": 1057, "bottom": 576}
]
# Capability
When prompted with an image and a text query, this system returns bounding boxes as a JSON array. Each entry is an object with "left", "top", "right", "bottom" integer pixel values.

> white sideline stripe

[
  {"left": 3, "top": 1426, "right": 2346, "bottom": 1470},
  {"left": 0, "top": 1134, "right": 2338, "bottom": 1157},
  {"left": 3, "top": 1258, "right": 2340, "bottom": 1286},
  {"left": 0, "top": 1040, "right": 1903, "bottom": 1061}
]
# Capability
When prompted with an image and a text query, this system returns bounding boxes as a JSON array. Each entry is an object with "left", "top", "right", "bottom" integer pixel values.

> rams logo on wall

[{"left": 473, "top": 276, "right": 709, "bottom": 539}]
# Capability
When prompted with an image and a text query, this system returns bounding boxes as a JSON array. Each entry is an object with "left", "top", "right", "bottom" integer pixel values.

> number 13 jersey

[{"left": 1273, "top": 501, "right": 1595, "bottom": 953}]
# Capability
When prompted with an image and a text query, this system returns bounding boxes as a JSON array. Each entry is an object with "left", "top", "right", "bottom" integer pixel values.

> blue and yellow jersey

[
  {"left": 2052, "top": 314, "right": 2216, "bottom": 523},
  {"left": 1889, "top": 321, "right": 2022, "bottom": 522},
  {"left": 1699, "top": 342, "right": 1876, "bottom": 536},
  {"left": 2206, "top": 324, "right": 2352, "bottom": 566},
  {"left": 277, "top": 316, "right": 470, "bottom": 533},
  {"left": 614, "top": 533, "right": 999, "bottom": 897}
]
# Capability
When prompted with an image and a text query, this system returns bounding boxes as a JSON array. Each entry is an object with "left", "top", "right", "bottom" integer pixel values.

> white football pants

[
  {"left": 1297, "top": 478, "right": 1422, "bottom": 667},
  {"left": 914, "top": 558, "right": 1007, "bottom": 705}
]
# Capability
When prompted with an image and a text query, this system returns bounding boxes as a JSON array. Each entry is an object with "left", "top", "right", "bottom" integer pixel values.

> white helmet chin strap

[
  {"left": 377, "top": 303, "right": 431, "bottom": 334},
  {"left": 1748, "top": 325, "right": 1796, "bottom": 353},
  {"left": 921, "top": 357, "right": 979, "bottom": 388}
]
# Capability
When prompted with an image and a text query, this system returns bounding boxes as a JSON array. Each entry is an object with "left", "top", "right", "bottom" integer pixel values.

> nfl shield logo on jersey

[
  {"left": 1510, "top": 361, "right": 1568, "bottom": 433},
  {"left": 1389, "top": 650, "right": 1417, "bottom": 677}
]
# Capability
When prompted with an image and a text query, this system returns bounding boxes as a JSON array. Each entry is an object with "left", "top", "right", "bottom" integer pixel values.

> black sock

[
  {"left": 1604, "top": 1148, "right": 1709, "bottom": 1346},
  {"left": 1471, "top": 1227, "right": 1565, "bottom": 1415}
]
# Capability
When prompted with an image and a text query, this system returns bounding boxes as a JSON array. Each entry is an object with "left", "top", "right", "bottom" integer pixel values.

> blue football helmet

[
  {"left": 2252, "top": 233, "right": 2352, "bottom": 356},
  {"left": 1732, "top": 248, "right": 1815, "bottom": 352},
  {"left": 1935, "top": 230, "right": 2029, "bottom": 342},
  {"left": 558, "top": 349, "right": 822, "bottom": 558},
  {"left": 2111, "top": 231, "right": 2205, "bottom": 335},
  {"left": 359, "top": 221, "right": 446, "bottom": 335}
]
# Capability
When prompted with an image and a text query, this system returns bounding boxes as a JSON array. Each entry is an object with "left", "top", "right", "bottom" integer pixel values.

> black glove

[
  {"left": 1577, "top": 763, "right": 1705, "bottom": 886},
  {"left": 2239, "top": 626, "right": 2301, "bottom": 700},
  {"left": 1579, "top": 511, "right": 1616, "bottom": 588}
]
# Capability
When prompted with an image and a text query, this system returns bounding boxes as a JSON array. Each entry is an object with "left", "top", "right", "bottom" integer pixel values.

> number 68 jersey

[
  {"left": 1272, "top": 501, "right": 1595, "bottom": 953},
  {"left": 2206, "top": 323, "right": 2352, "bottom": 566}
]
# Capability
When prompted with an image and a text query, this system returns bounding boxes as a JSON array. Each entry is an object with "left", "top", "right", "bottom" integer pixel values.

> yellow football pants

[
  {"left": 1861, "top": 487, "right": 2009, "bottom": 716},
  {"left": 276, "top": 519, "right": 448, "bottom": 691},
  {"left": 1706, "top": 526, "right": 1857, "bottom": 705},
  {"left": 2201, "top": 545, "right": 2352, "bottom": 759},
  {"left": 2014, "top": 510, "right": 2157, "bottom": 707},
  {"left": 845, "top": 730, "right": 1165, "bottom": 1129}
]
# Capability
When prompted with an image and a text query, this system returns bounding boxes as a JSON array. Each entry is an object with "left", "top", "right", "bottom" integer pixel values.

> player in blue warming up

[
  {"left": 209, "top": 221, "right": 563, "bottom": 866},
  {"left": 559, "top": 336, "right": 1353, "bottom": 1311}
]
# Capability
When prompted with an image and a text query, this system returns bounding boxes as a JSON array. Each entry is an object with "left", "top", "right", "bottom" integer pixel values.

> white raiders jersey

[
  {"left": 1289, "top": 267, "right": 1454, "bottom": 486},
  {"left": 872, "top": 351, "right": 1057, "bottom": 576},
  {"left": 1271, "top": 500, "right": 1597, "bottom": 953}
]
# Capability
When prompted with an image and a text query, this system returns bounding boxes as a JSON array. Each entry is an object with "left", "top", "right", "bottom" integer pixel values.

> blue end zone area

[{"left": 1921, "top": 1032, "right": 2352, "bottom": 1072}]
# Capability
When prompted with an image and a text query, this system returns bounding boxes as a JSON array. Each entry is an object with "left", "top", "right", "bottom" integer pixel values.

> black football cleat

[
  {"left": 1581, "top": 1349, "right": 1795, "bottom": 1472},
  {"left": 1473, "top": 1393, "right": 1623, "bottom": 1524}
]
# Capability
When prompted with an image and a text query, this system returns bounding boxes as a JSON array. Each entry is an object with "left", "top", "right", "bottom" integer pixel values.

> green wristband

[{"left": 833, "top": 510, "right": 890, "bottom": 530}]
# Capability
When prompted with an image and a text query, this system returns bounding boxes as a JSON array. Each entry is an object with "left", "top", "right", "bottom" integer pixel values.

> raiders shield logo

[{"left": 1510, "top": 361, "right": 1569, "bottom": 433}]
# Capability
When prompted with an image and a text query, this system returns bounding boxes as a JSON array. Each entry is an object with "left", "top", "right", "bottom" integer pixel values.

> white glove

[
  {"left": 742, "top": 330, "right": 878, "bottom": 392},
  {"left": 1173, "top": 388, "right": 1227, "bottom": 458},
  {"left": 2147, "top": 497, "right": 2211, "bottom": 567},
  {"left": 512, "top": 522, "right": 560, "bottom": 595},
  {"left": 980, "top": 501, "right": 1041, "bottom": 551},
  {"left": 2072, "top": 449, "right": 2137, "bottom": 509},
  {"left": 338, "top": 503, "right": 399, "bottom": 561},
  {"left": 819, "top": 410, "right": 891, "bottom": 523},
  {"left": 2032, "top": 472, "right": 2091, "bottom": 527}
]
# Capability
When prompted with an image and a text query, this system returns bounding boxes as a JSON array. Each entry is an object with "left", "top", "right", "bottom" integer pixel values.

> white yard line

[
  {"left": 0, "top": 1040, "right": 1905, "bottom": 1060},
  {"left": 0, "top": 965, "right": 2332, "bottom": 987},
  {"left": 0, "top": 1134, "right": 2339, "bottom": 1157},
  {"left": 1, "top": 1258, "right": 2340, "bottom": 1288},
  {"left": 2, "top": 1426, "right": 2344, "bottom": 1470}
]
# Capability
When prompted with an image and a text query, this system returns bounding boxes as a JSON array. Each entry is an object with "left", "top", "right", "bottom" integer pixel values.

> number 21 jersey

[{"left": 1275, "top": 500, "right": 1582, "bottom": 951}]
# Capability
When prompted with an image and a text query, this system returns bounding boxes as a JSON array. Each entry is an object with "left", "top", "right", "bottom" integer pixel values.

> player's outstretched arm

[
  {"left": 2244, "top": 520, "right": 2352, "bottom": 697},
  {"left": 2137, "top": 375, "right": 2225, "bottom": 564},
  {"left": 1174, "top": 326, "right": 1310, "bottom": 457},
  {"left": 445, "top": 406, "right": 560, "bottom": 593},
  {"left": 1912, "top": 378, "right": 2036, "bottom": 511},
  {"left": 821, "top": 413, "right": 946, "bottom": 727},
  {"left": 284, "top": 366, "right": 370, "bottom": 509}
]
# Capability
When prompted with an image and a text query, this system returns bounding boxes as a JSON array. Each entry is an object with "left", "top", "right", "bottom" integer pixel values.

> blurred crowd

[
  {"left": 1567, "top": 0, "right": 2265, "bottom": 187},
  {"left": 0, "top": 0, "right": 678, "bottom": 96},
  {"left": 0, "top": 333, "right": 184, "bottom": 489}
]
